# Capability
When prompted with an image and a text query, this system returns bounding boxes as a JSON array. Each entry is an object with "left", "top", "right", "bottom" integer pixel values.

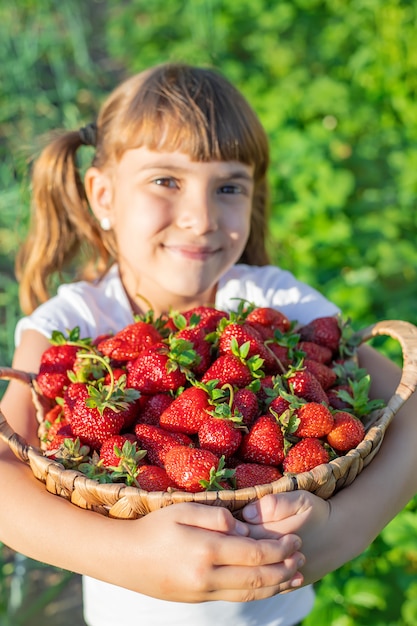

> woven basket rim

[{"left": 18, "top": 400, "right": 387, "bottom": 497}]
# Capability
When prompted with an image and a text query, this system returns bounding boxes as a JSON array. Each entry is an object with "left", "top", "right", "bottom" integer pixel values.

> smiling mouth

[{"left": 164, "top": 245, "right": 220, "bottom": 260}]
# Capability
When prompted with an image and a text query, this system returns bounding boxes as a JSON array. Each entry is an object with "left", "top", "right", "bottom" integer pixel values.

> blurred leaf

[
  {"left": 381, "top": 512, "right": 417, "bottom": 556},
  {"left": 343, "top": 577, "right": 388, "bottom": 610}
]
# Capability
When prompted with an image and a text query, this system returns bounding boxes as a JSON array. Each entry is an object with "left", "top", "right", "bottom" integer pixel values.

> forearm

[
  {"left": 349, "top": 344, "right": 417, "bottom": 530},
  {"left": 0, "top": 443, "right": 126, "bottom": 581}
]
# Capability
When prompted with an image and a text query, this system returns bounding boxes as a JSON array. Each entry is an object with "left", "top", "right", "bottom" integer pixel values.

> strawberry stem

[
  {"left": 77, "top": 353, "right": 115, "bottom": 400},
  {"left": 221, "top": 383, "right": 235, "bottom": 408}
]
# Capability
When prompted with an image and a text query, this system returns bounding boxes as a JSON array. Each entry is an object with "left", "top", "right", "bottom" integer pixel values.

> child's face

[{"left": 89, "top": 147, "right": 254, "bottom": 315}]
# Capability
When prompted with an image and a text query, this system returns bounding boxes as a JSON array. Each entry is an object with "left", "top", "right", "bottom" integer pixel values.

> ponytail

[{"left": 16, "top": 132, "right": 114, "bottom": 314}]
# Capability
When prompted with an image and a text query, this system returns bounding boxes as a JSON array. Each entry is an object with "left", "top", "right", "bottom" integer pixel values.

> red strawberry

[
  {"left": 267, "top": 343, "right": 291, "bottom": 370},
  {"left": 175, "top": 326, "right": 213, "bottom": 375},
  {"left": 182, "top": 306, "right": 229, "bottom": 332},
  {"left": 164, "top": 446, "right": 221, "bottom": 493},
  {"left": 234, "top": 463, "right": 282, "bottom": 489},
  {"left": 44, "top": 423, "right": 75, "bottom": 452},
  {"left": 255, "top": 375, "right": 275, "bottom": 405},
  {"left": 138, "top": 393, "right": 173, "bottom": 425},
  {"left": 99, "top": 433, "right": 140, "bottom": 467},
  {"left": 159, "top": 386, "right": 212, "bottom": 434},
  {"left": 283, "top": 438, "right": 330, "bottom": 473},
  {"left": 37, "top": 329, "right": 96, "bottom": 398},
  {"left": 198, "top": 416, "right": 243, "bottom": 458},
  {"left": 70, "top": 382, "right": 139, "bottom": 449},
  {"left": 119, "top": 395, "right": 142, "bottom": 430},
  {"left": 268, "top": 394, "right": 291, "bottom": 417},
  {"left": 232, "top": 387, "right": 260, "bottom": 426},
  {"left": 246, "top": 307, "right": 291, "bottom": 338},
  {"left": 43, "top": 403, "right": 65, "bottom": 428},
  {"left": 36, "top": 343, "right": 80, "bottom": 399},
  {"left": 92, "top": 333, "right": 113, "bottom": 347},
  {"left": 327, "top": 384, "right": 353, "bottom": 410},
  {"left": 62, "top": 382, "right": 89, "bottom": 421},
  {"left": 303, "top": 359, "right": 337, "bottom": 390},
  {"left": 137, "top": 465, "right": 178, "bottom": 491},
  {"left": 36, "top": 367, "right": 72, "bottom": 399},
  {"left": 99, "top": 436, "right": 147, "bottom": 486},
  {"left": 71, "top": 398, "right": 125, "bottom": 449},
  {"left": 286, "top": 369, "right": 328, "bottom": 404},
  {"left": 39, "top": 342, "right": 80, "bottom": 368},
  {"left": 42, "top": 407, "right": 69, "bottom": 444},
  {"left": 240, "top": 414, "right": 285, "bottom": 466},
  {"left": 297, "top": 341, "right": 333, "bottom": 365},
  {"left": 103, "top": 367, "right": 128, "bottom": 385},
  {"left": 201, "top": 354, "right": 251, "bottom": 388},
  {"left": 298, "top": 317, "right": 341, "bottom": 354},
  {"left": 293, "top": 402, "right": 334, "bottom": 438},
  {"left": 127, "top": 343, "right": 188, "bottom": 394},
  {"left": 326, "top": 411, "right": 365, "bottom": 451},
  {"left": 134, "top": 424, "right": 193, "bottom": 467},
  {"left": 218, "top": 322, "right": 275, "bottom": 371},
  {"left": 97, "top": 321, "right": 162, "bottom": 361}
]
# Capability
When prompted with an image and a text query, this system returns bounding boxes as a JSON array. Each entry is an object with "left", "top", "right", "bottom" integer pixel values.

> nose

[{"left": 175, "top": 187, "right": 218, "bottom": 235}]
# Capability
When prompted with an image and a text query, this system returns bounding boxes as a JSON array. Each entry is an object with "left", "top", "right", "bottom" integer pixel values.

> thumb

[
  {"left": 173, "top": 502, "right": 249, "bottom": 536},
  {"left": 242, "top": 492, "right": 312, "bottom": 525}
]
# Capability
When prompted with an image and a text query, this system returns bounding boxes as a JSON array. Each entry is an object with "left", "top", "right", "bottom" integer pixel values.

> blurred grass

[{"left": 0, "top": 0, "right": 116, "bottom": 371}]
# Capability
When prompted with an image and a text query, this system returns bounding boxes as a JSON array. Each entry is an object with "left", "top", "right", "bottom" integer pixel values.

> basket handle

[
  {"left": 0, "top": 406, "right": 33, "bottom": 464},
  {"left": 0, "top": 366, "right": 35, "bottom": 385},
  {"left": 0, "top": 367, "right": 43, "bottom": 464},
  {"left": 354, "top": 319, "right": 417, "bottom": 417}
]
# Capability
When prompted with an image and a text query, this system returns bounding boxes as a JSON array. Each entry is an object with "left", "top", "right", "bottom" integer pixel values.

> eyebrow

[
  {"left": 220, "top": 171, "right": 254, "bottom": 182},
  {"left": 138, "top": 164, "right": 253, "bottom": 179}
]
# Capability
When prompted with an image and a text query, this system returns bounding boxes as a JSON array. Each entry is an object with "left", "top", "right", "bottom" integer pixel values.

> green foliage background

[{"left": 1, "top": 1, "right": 416, "bottom": 624}]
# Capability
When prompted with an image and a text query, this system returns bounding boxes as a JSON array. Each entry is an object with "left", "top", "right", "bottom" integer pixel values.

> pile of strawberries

[{"left": 35, "top": 302, "right": 384, "bottom": 493}]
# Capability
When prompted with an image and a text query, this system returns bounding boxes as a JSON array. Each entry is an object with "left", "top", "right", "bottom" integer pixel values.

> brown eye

[{"left": 154, "top": 177, "right": 178, "bottom": 188}]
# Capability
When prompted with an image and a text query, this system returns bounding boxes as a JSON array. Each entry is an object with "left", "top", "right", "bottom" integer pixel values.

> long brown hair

[{"left": 16, "top": 63, "right": 271, "bottom": 314}]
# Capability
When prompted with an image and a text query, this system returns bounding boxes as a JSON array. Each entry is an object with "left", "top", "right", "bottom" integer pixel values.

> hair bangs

[{"left": 106, "top": 65, "right": 269, "bottom": 181}]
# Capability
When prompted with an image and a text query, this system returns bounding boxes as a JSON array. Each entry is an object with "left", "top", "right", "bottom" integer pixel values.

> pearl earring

[{"left": 100, "top": 217, "right": 112, "bottom": 231}]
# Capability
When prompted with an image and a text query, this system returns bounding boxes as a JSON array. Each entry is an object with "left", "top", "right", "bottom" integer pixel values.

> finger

[
  {"left": 244, "top": 522, "right": 306, "bottom": 541},
  {"left": 243, "top": 492, "right": 314, "bottom": 526},
  {"left": 174, "top": 502, "right": 249, "bottom": 536},
  {"left": 246, "top": 523, "right": 286, "bottom": 540},
  {"left": 209, "top": 532, "right": 303, "bottom": 567},
  {"left": 206, "top": 556, "right": 305, "bottom": 602}
]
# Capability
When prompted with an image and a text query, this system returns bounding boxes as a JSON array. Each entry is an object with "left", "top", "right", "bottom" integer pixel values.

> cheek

[
  {"left": 225, "top": 207, "right": 252, "bottom": 245},
  {"left": 113, "top": 201, "right": 169, "bottom": 242}
]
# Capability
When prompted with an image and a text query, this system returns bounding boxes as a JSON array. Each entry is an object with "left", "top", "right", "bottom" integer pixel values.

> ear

[{"left": 84, "top": 167, "right": 114, "bottom": 226}]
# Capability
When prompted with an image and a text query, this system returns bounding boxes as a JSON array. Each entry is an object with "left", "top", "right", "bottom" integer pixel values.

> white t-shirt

[
  {"left": 15, "top": 263, "right": 339, "bottom": 626},
  {"left": 15, "top": 263, "right": 339, "bottom": 344}
]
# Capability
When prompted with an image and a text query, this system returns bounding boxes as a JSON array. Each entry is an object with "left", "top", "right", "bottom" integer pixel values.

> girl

[{"left": 0, "top": 63, "right": 416, "bottom": 626}]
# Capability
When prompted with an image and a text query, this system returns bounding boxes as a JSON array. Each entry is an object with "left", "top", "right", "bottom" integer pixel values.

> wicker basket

[{"left": 1, "top": 319, "right": 417, "bottom": 520}]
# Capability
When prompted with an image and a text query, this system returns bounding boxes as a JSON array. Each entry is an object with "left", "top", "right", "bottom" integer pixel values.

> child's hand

[
  {"left": 242, "top": 491, "right": 330, "bottom": 538},
  {"left": 131, "top": 502, "right": 305, "bottom": 602},
  {"left": 241, "top": 491, "right": 331, "bottom": 586}
]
